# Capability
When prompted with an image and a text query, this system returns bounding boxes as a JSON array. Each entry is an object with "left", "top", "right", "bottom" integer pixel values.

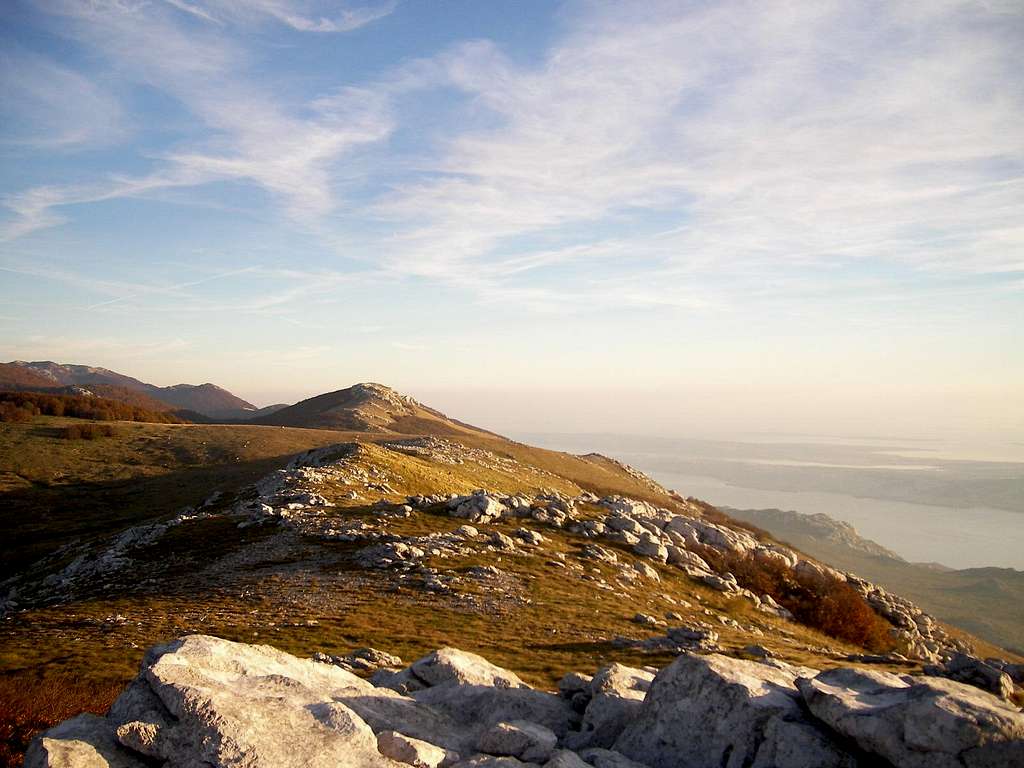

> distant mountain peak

[
  {"left": 3, "top": 360, "right": 255, "bottom": 418},
  {"left": 348, "top": 382, "right": 417, "bottom": 407},
  {"left": 254, "top": 381, "right": 485, "bottom": 436}
]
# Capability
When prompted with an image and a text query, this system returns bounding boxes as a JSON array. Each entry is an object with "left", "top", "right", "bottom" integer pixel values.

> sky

[{"left": 0, "top": 0, "right": 1022, "bottom": 440}]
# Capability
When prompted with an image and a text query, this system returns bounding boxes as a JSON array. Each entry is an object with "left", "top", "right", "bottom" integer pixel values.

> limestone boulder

[
  {"left": 413, "top": 685, "right": 576, "bottom": 740},
  {"left": 378, "top": 730, "right": 450, "bottom": 768},
  {"left": 798, "top": 667, "right": 1024, "bottom": 768},
  {"left": 613, "top": 653, "right": 855, "bottom": 768},
  {"left": 924, "top": 652, "right": 1015, "bottom": 701},
  {"left": 664, "top": 546, "right": 710, "bottom": 573},
  {"left": 477, "top": 721, "right": 557, "bottom": 763},
  {"left": 566, "top": 664, "right": 654, "bottom": 750},
  {"left": 136, "top": 635, "right": 393, "bottom": 767},
  {"left": 411, "top": 648, "right": 527, "bottom": 689},
  {"left": 632, "top": 535, "right": 668, "bottom": 563},
  {"left": 24, "top": 714, "right": 148, "bottom": 768}
]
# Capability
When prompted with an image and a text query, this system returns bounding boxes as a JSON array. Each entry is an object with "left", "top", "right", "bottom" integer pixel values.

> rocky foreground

[{"left": 27, "top": 634, "right": 1023, "bottom": 768}]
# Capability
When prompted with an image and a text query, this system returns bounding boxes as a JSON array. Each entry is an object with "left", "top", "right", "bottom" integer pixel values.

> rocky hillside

[
  {"left": 253, "top": 382, "right": 491, "bottom": 434},
  {"left": 3, "top": 385, "right": 1022, "bottom": 766},
  {"left": 3, "top": 361, "right": 259, "bottom": 419},
  {"left": 0, "top": 363, "right": 58, "bottom": 390},
  {"left": 728, "top": 506, "right": 1024, "bottom": 655},
  {"left": 25, "top": 634, "right": 1024, "bottom": 768}
]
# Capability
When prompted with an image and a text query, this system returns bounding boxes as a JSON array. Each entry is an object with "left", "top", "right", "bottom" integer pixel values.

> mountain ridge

[
  {"left": 253, "top": 382, "right": 496, "bottom": 436},
  {"left": 3, "top": 360, "right": 259, "bottom": 419}
]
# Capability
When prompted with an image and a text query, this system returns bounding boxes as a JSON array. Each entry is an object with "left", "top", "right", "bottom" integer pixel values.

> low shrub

[
  {"left": 716, "top": 550, "right": 896, "bottom": 653},
  {"left": 0, "top": 402, "right": 37, "bottom": 423},
  {"left": 59, "top": 423, "right": 116, "bottom": 440},
  {"left": 0, "top": 675, "right": 123, "bottom": 768},
  {"left": 788, "top": 574, "right": 895, "bottom": 652}
]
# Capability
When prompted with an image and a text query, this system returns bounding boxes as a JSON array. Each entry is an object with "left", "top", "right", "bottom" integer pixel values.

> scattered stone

[
  {"left": 314, "top": 647, "right": 403, "bottom": 674},
  {"left": 739, "top": 644, "right": 774, "bottom": 660},
  {"left": 666, "top": 625, "right": 719, "bottom": 650},
  {"left": 924, "top": 652, "right": 1015, "bottom": 700}
]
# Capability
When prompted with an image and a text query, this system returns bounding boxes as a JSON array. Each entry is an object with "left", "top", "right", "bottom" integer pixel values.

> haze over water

[{"left": 519, "top": 432, "right": 1024, "bottom": 571}]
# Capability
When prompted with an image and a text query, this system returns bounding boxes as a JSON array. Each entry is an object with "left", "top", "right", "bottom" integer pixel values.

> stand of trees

[{"left": 0, "top": 391, "right": 185, "bottom": 425}]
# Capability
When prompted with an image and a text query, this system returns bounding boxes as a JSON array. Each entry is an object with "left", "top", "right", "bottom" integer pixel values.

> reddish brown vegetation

[
  {"left": 0, "top": 391, "right": 184, "bottom": 424},
  {"left": 703, "top": 548, "right": 896, "bottom": 652},
  {"left": 59, "top": 423, "right": 116, "bottom": 440},
  {"left": 0, "top": 402, "right": 34, "bottom": 423},
  {"left": 0, "top": 675, "right": 123, "bottom": 768}
]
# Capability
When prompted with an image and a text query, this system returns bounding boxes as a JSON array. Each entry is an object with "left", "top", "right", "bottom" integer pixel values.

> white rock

[
  {"left": 605, "top": 516, "right": 644, "bottom": 535},
  {"left": 798, "top": 667, "right": 1024, "bottom": 768},
  {"left": 567, "top": 664, "right": 653, "bottom": 750},
  {"left": 613, "top": 653, "right": 856, "bottom": 768},
  {"left": 477, "top": 721, "right": 557, "bottom": 763},
  {"left": 411, "top": 648, "right": 527, "bottom": 689},
  {"left": 413, "top": 686, "right": 576, "bottom": 740},
  {"left": 25, "top": 714, "right": 147, "bottom": 768},
  {"left": 664, "top": 546, "right": 710, "bottom": 572},
  {"left": 98, "top": 635, "right": 393, "bottom": 768},
  {"left": 378, "top": 730, "right": 449, "bottom": 768},
  {"left": 632, "top": 536, "right": 668, "bottom": 563},
  {"left": 700, "top": 572, "right": 739, "bottom": 592}
]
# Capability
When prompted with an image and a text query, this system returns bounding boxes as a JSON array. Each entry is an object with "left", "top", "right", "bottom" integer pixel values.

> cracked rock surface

[{"left": 26, "top": 635, "right": 1024, "bottom": 768}]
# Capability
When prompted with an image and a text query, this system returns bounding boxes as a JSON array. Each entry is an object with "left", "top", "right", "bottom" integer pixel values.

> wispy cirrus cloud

[
  {"left": 3, "top": 0, "right": 1022, "bottom": 318},
  {"left": 365, "top": 1, "right": 1024, "bottom": 306},
  {"left": 162, "top": 0, "right": 396, "bottom": 32},
  {"left": 1, "top": 0, "right": 394, "bottom": 239},
  {"left": 0, "top": 47, "right": 126, "bottom": 149}
]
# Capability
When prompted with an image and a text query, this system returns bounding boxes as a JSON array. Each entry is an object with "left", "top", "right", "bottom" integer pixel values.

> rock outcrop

[
  {"left": 798, "top": 667, "right": 1024, "bottom": 768},
  {"left": 26, "top": 635, "right": 1024, "bottom": 768}
]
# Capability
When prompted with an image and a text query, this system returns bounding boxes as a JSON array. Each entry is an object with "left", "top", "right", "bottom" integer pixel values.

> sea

[{"left": 515, "top": 432, "right": 1024, "bottom": 571}]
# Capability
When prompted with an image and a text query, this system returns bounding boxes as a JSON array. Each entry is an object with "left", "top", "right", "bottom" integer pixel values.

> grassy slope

[
  {"left": 0, "top": 417, "right": 682, "bottom": 583},
  {"left": 2, "top": 415, "right": 1019, "bottom": 766},
  {"left": 0, "top": 418, "right": 351, "bottom": 579}
]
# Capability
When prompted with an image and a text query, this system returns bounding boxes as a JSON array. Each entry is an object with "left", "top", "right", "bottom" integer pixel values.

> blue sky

[{"left": 1, "top": 0, "right": 1022, "bottom": 439}]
